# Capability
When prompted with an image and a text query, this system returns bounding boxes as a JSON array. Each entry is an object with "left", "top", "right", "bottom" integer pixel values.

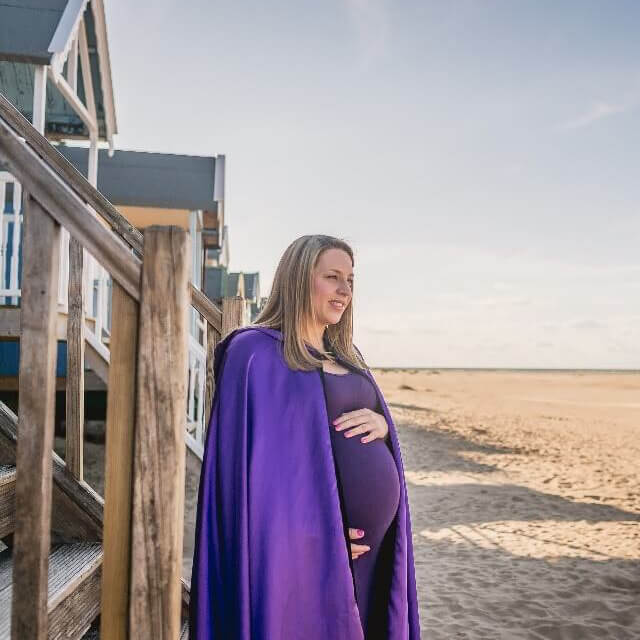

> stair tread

[
  {"left": 78, "top": 618, "right": 189, "bottom": 640},
  {"left": 0, "top": 542, "right": 102, "bottom": 636},
  {"left": 0, "top": 466, "right": 15, "bottom": 479},
  {"left": 0, "top": 467, "right": 15, "bottom": 539}
]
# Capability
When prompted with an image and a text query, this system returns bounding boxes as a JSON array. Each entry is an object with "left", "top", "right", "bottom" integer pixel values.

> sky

[{"left": 104, "top": 0, "right": 640, "bottom": 368}]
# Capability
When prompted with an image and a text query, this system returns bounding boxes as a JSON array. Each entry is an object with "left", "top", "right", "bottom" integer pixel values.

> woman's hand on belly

[
  {"left": 348, "top": 527, "right": 370, "bottom": 560},
  {"left": 333, "top": 408, "right": 389, "bottom": 444}
]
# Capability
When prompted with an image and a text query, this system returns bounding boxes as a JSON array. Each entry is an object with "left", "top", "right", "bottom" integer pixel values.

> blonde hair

[{"left": 252, "top": 234, "right": 368, "bottom": 372}]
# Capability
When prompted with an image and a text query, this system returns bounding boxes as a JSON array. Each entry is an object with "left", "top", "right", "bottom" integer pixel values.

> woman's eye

[{"left": 327, "top": 274, "right": 353, "bottom": 287}]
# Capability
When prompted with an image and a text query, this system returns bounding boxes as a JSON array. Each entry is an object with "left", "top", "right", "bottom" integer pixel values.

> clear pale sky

[{"left": 105, "top": 0, "right": 639, "bottom": 368}]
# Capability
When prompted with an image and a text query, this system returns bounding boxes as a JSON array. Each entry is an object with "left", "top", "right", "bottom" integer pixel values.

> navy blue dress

[{"left": 323, "top": 369, "right": 400, "bottom": 638}]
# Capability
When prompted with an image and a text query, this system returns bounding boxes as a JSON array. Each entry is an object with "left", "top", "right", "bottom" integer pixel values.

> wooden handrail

[
  {"left": 0, "top": 93, "right": 223, "bottom": 332},
  {"left": 0, "top": 93, "right": 143, "bottom": 254},
  {"left": 0, "top": 113, "right": 142, "bottom": 301}
]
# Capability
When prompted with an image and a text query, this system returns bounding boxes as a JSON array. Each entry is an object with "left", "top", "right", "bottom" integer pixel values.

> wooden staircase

[
  {"left": 0, "top": 377, "right": 195, "bottom": 636},
  {"left": 0, "top": 94, "right": 242, "bottom": 638},
  {"left": 0, "top": 403, "right": 192, "bottom": 638},
  {"left": 0, "top": 404, "right": 103, "bottom": 638}
]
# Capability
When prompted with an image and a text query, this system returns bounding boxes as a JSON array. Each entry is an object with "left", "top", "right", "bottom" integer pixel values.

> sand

[
  {"left": 58, "top": 369, "right": 640, "bottom": 639},
  {"left": 373, "top": 369, "right": 640, "bottom": 639}
]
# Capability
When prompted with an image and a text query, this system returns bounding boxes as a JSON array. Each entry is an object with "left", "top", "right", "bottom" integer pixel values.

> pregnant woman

[{"left": 189, "top": 234, "right": 420, "bottom": 639}]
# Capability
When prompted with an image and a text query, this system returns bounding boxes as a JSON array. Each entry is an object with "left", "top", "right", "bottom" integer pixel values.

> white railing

[
  {"left": 0, "top": 172, "right": 23, "bottom": 305},
  {"left": 1, "top": 172, "right": 210, "bottom": 457},
  {"left": 185, "top": 324, "right": 207, "bottom": 459}
]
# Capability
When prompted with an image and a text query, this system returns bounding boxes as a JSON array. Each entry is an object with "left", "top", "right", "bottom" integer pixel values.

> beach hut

[
  {"left": 204, "top": 266, "right": 263, "bottom": 324},
  {"left": 55, "top": 145, "right": 227, "bottom": 456},
  {"left": 0, "top": 1, "right": 230, "bottom": 457}
]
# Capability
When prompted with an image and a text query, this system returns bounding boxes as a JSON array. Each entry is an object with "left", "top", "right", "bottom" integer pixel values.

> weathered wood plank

[
  {"left": 129, "top": 226, "right": 190, "bottom": 640},
  {"left": 100, "top": 282, "right": 138, "bottom": 640},
  {"left": 11, "top": 194, "right": 60, "bottom": 639},
  {"left": 0, "top": 398, "right": 103, "bottom": 544},
  {"left": 0, "top": 543, "right": 102, "bottom": 639},
  {"left": 0, "top": 465, "right": 16, "bottom": 539},
  {"left": 190, "top": 285, "right": 223, "bottom": 332},
  {"left": 65, "top": 236, "right": 85, "bottom": 480},
  {"left": 47, "top": 544, "right": 102, "bottom": 640}
]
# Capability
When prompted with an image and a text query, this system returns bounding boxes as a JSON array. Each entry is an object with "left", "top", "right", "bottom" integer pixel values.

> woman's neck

[{"left": 302, "top": 321, "right": 326, "bottom": 353}]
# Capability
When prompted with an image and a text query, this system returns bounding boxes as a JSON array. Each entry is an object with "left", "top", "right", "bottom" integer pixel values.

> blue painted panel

[{"left": 0, "top": 340, "right": 68, "bottom": 376}]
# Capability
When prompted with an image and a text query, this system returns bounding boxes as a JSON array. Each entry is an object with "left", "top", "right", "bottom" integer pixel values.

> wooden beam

[
  {"left": 64, "top": 14, "right": 96, "bottom": 484},
  {"left": 65, "top": 236, "right": 85, "bottom": 481},
  {"left": 129, "top": 226, "right": 190, "bottom": 639},
  {"left": 78, "top": 18, "right": 99, "bottom": 186},
  {"left": 32, "top": 67, "right": 47, "bottom": 134},
  {"left": 48, "top": 0, "right": 90, "bottom": 60},
  {"left": 101, "top": 282, "right": 138, "bottom": 640},
  {"left": 11, "top": 194, "right": 60, "bottom": 639},
  {"left": 65, "top": 35, "right": 79, "bottom": 92},
  {"left": 77, "top": 18, "right": 98, "bottom": 125},
  {"left": 90, "top": 0, "right": 118, "bottom": 146},
  {"left": 48, "top": 67, "right": 97, "bottom": 136},
  {"left": 190, "top": 284, "right": 223, "bottom": 330}
]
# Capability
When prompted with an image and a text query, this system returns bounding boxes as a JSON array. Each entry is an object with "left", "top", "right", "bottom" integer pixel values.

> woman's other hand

[
  {"left": 348, "top": 528, "right": 370, "bottom": 560},
  {"left": 333, "top": 408, "right": 389, "bottom": 443}
]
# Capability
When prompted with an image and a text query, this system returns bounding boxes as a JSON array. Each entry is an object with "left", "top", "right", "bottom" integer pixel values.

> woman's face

[{"left": 310, "top": 248, "right": 354, "bottom": 327}]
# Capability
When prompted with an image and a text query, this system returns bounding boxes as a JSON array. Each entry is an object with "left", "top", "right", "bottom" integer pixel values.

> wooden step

[
  {"left": 0, "top": 403, "right": 103, "bottom": 544},
  {"left": 0, "top": 542, "right": 102, "bottom": 639},
  {"left": 76, "top": 618, "right": 189, "bottom": 639},
  {"left": 75, "top": 620, "right": 189, "bottom": 639},
  {"left": 0, "top": 466, "right": 15, "bottom": 539}
]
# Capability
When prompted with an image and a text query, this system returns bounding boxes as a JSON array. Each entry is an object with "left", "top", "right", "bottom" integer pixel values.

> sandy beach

[
  {"left": 373, "top": 369, "right": 640, "bottom": 639},
  {"left": 60, "top": 369, "right": 639, "bottom": 639}
]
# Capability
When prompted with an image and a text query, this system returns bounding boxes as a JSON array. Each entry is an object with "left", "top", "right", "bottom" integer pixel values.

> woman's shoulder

[
  {"left": 214, "top": 327, "right": 283, "bottom": 383},
  {"left": 217, "top": 327, "right": 281, "bottom": 365}
]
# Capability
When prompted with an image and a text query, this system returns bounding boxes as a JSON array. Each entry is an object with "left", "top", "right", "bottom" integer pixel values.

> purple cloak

[{"left": 189, "top": 326, "right": 420, "bottom": 639}]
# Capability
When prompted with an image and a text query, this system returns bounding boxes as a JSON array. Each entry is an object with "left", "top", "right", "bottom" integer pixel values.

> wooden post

[
  {"left": 11, "top": 194, "right": 60, "bottom": 640},
  {"left": 203, "top": 322, "right": 220, "bottom": 434},
  {"left": 221, "top": 295, "right": 244, "bottom": 338},
  {"left": 65, "top": 236, "right": 85, "bottom": 480},
  {"left": 100, "top": 281, "right": 139, "bottom": 640},
  {"left": 129, "top": 226, "right": 190, "bottom": 640},
  {"left": 203, "top": 297, "right": 243, "bottom": 434}
]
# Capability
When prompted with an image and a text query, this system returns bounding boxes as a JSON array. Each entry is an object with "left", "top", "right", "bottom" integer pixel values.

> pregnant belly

[{"left": 330, "top": 432, "right": 400, "bottom": 547}]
